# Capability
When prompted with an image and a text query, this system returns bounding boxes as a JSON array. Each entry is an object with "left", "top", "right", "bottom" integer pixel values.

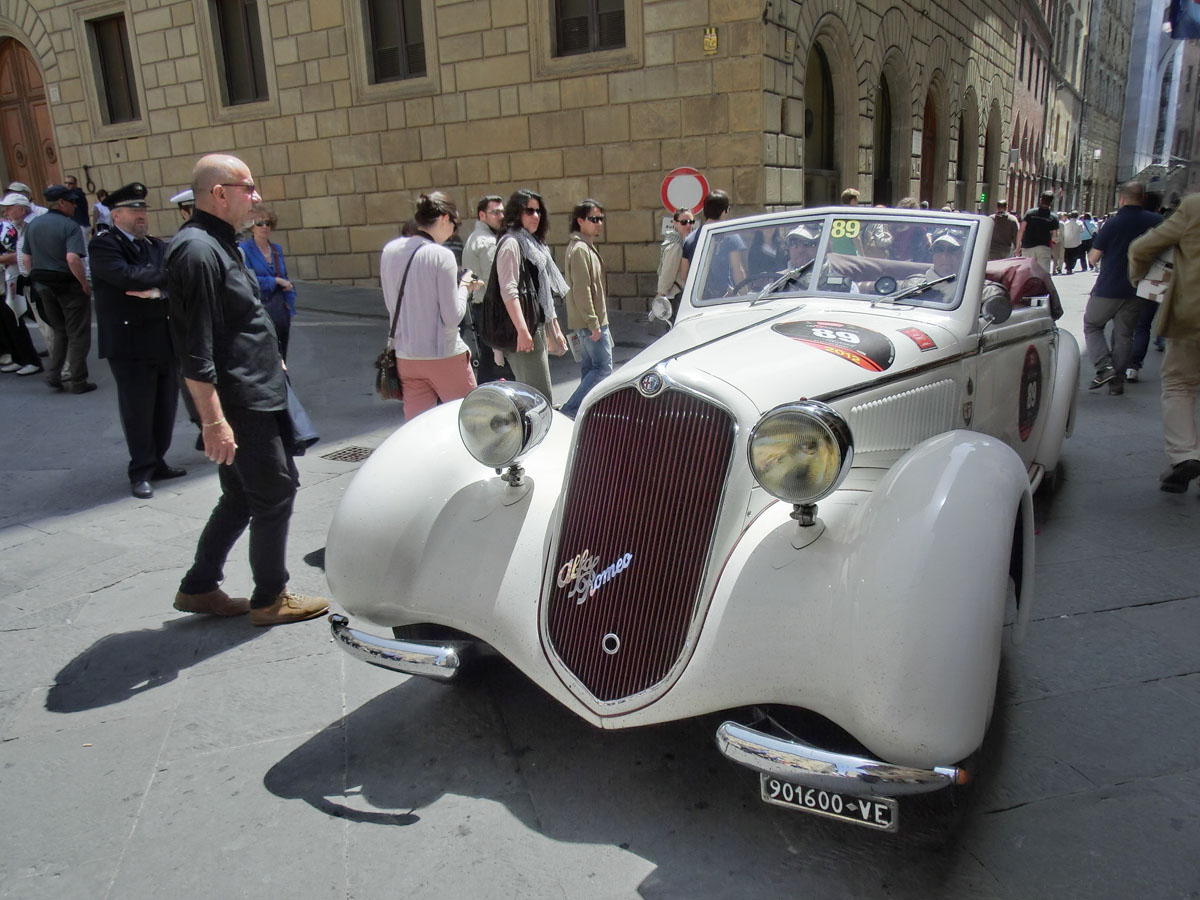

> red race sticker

[{"left": 899, "top": 327, "right": 937, "bottom": 351}]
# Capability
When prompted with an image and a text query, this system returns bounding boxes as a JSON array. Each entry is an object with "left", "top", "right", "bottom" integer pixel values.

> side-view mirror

[
  {"left": 981, "top": 292, "right": 1012, "bottom": 327},
  {"left": 647, "top": 296, "right": 674, "bottom": 329}
]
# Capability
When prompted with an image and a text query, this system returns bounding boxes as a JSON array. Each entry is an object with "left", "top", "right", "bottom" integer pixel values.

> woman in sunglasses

[
  {"left": 490, "top": 188, "right": 569, "bottom": 403},
  {"left": 240, "top": 206, "right": 296, "bottom": 359},
  {"left": 380, "top": 192, "right": 480, "bottom": 419},
  {"left": 651, "top": 208, "right": 694, "bottom": 323}
]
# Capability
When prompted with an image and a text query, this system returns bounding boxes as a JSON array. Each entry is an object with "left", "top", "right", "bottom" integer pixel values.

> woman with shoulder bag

[
  {"left": 491, "top": 188, "right": 569, "bottom": 403},
  {"left": 380, "top": 192, "right": 481, "bottom": 419}
]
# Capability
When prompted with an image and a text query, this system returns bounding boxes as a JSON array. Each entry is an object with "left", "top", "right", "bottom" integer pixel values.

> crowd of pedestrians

[{"left": 4, "top": 156, "right": 1200, "bottom": 624}]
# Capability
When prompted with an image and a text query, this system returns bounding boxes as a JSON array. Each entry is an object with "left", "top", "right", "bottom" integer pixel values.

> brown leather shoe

[
  {"left": 174, "top": 588, "right": 250, "bottom": 617},
  {"left": 250, "top": 589, "right": 330, "bottom": 627}
]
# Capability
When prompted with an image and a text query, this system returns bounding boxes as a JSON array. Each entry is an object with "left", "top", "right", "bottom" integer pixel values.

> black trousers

[
  {"left": 0, "top": 299, "right": 39, "bottom": 367},
  {"left": 34, "top": 281, "right": 91, "bottom": 386},
  {"left": 107, "top": 355, "right": 179, "bottom": 482},
  {"left": 179, "top": 406, "right": 298, "bottom": 607}
]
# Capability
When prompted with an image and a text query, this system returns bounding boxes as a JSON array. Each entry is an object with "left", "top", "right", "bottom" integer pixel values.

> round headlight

[
  {"left": 458, "top": 382, "right": 552, "bottom": 469},
  {"left": 747, "top": 401, "right": 853, "bottom": 504}
]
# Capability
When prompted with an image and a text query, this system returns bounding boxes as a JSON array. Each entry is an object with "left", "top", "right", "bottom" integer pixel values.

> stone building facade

[
  {"left": 0, "top": 0, "right": 1093, "bottom": 304},
  {"left": 1077, "top": 0, "right": 1130, "bottom": 214}
]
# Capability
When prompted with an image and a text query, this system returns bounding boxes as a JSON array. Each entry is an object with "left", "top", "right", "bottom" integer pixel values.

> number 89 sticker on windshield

[{"left": 760, "top": 775, "right": 898, "bottom": 831}]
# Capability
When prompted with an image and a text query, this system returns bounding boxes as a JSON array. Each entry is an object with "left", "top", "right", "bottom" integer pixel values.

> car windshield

[{"left": 690, "top": 212, "right": 976, "bottom": 310}]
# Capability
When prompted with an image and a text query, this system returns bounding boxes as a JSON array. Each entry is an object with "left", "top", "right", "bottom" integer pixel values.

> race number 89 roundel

[
  {"left": 1019, "top": 345, "right": 1042, "bottom": 441},
  {"left": 773, "top": 321, "right": 896, "bottom": 372}
]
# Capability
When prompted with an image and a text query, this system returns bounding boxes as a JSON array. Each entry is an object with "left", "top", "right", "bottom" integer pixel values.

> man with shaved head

[{"left": 166, "top": 154, "right": 328, "bottom": 626}]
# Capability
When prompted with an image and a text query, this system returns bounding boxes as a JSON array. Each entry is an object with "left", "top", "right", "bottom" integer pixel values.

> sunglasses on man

[{"left": 585, "top": 215, "right": 604, "bottom": 223}]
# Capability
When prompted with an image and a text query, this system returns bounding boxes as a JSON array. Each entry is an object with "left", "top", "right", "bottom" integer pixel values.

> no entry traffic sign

[{"left": 661, "top": 167, "right": 709, "bottom": 214}]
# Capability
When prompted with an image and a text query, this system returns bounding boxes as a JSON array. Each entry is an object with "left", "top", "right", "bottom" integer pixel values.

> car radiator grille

[{"left": 544, "top": 387, "right": 735, "bottom": 704}]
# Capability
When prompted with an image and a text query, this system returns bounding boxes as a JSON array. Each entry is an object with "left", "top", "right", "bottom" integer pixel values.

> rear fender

[{"left": 1036, "top": 328, "right": 1080, "bottom": 473}]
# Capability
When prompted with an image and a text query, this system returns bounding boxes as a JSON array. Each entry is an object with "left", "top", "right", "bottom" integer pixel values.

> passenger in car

[
  {"left": 779, "top": 224, "right": 851, "bottom": 293},
  {"left": 912, "top": 232, "right": 965, "bottom": 302}
]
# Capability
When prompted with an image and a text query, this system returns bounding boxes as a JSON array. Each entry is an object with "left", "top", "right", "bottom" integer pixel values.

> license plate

[{"left": 760, "top": 774, "right": 898, "bottom": 832}]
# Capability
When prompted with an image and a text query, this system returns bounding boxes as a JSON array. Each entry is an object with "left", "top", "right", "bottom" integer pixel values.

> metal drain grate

[{"left": 321, "top": 445, "right": 375, "bottom": 463}]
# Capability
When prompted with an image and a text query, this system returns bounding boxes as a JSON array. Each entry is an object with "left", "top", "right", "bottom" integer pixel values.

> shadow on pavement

[
  {"left": 263, "top": 661, "right": 986, "bottom": 896},
  {"left": 45, "top": 616, "right": 264, "bottom": 713}
]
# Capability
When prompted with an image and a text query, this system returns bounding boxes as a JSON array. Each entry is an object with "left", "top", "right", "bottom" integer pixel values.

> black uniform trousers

[
  {"left": 107, "top": 355, "right": 179, "bottom": 482},
  {"left": 179, "top": 406, "right": 298, "bottom": 608}
]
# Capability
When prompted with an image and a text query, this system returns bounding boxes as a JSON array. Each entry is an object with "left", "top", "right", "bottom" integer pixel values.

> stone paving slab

[{"left": 0, "top": 710, "right": 172, "bottom": 883}]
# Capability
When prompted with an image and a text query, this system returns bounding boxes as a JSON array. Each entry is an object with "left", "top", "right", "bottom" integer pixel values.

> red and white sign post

[{"left": 660, "top": 167, "right": 709, "bottom": 214}]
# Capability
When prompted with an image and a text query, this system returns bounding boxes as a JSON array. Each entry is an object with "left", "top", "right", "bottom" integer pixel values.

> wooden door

[{"left": 0, "top": 38, "right": 60, "bottom": 193}]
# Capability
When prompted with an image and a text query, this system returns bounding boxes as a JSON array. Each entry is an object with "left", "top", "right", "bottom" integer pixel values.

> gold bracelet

[{"left": 202, "top": 418, "right": 226, "bottom": 428}]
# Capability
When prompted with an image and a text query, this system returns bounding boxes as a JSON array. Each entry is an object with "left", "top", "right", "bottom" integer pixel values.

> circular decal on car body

[
  {"left": 1018, "top": 344, "right": 1042, "bottom": 441},
  {"left": 773, "top": 321, "right": 896, "bottom": 372}
]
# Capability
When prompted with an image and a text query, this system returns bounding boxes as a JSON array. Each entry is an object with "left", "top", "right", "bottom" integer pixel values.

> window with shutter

[
  {"left": 211, "top": 0, "right": 269, "bottom": 106},
  {"left": 555, "top": 0, "right": 625, "bottom": 56},
  {"left": 365, "top": 0, "right": 427, "bottom": 82},
  {"left": 87, "top": 15, "right": 140, "bottom": 124}
]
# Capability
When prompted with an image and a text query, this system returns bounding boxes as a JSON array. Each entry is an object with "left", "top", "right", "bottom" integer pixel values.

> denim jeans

[
  {"left": 1129, "top": 298, "right": 1160, "bottom": 370},
  {"left": 561, "top": 325, "right": 613, "bottom": 416}
]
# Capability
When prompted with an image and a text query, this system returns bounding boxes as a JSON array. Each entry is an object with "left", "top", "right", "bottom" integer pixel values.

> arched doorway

[
  {"left": 804, "top": 44, "right": 837, "bottom": 205},
  {"left": 956, "top": 89, "right": 979, "bottom": 212},
  {"left": 0, "top": 38, "right": 60, "bottom": 191},
  {"left": 872, "top": 77, "right": 894, "bottom": 205},
  {"left": 983, "top": 100, "right": 1001, "bottom": 211},
  {"left": 920, "top": 89, "right": 945, "bottom": 207}
]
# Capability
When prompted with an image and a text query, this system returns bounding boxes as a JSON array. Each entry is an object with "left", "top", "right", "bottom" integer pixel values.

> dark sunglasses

[
  {"left": 252, "top": 220, "right": 272, "bottom": 227},
  {"left": 585, "top": 215, "right": 604, "bottom": 223},
  {"left": 677, "top": 218, "right": 695, "bottom": 226},
  {"left": 787, "top": 238, "right": 819, "bottom": 248},
  {"left": 523, "top": 207, "right": 542, "bottom": 216}
]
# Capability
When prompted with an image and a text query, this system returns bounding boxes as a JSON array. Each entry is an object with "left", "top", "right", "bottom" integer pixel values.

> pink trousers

[{"left": 397, "top": 352, "right": 477, "bottom": 420}]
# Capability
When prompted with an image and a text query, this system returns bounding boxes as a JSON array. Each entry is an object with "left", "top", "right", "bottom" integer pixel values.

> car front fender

[
  {"left": 326, "top": 402, "right": 572, "bottom": 640},
  {"left": 655, "top": 430, "right": 1032, "bottom": 767}
]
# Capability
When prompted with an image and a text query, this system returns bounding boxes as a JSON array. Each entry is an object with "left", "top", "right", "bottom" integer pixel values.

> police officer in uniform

[{"left": 89, "top": 182, "right": 185, "bottom": 499}]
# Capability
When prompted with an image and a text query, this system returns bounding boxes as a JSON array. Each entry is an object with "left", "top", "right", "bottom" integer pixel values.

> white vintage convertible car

[{"left": 326, "top": 207, "right": 1079, "bottom": 832}]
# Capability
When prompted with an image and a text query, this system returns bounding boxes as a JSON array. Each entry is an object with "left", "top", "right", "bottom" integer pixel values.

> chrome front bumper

[
  {"left": 715, "top": 721, "right": 966, "bottom": 798},
  {"left": 329, "top": 614, "right": 463, "bottom": 681}
]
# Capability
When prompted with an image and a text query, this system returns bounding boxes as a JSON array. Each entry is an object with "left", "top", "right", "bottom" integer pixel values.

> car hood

[{"left": 634, "top": 301, "right": 963, "bottom": 413}]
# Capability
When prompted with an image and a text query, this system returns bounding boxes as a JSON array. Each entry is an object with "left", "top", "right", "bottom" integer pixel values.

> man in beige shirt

[
  {"left": 561, "top": 198, "right": 609, "bottom": 418},
  {"left": 1129, "top": 193, "right": 1200, "bottom": 492}
]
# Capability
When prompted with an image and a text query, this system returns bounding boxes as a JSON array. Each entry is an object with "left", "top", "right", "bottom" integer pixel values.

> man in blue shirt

[{"left": 1084, "top": 181, "right": 1163, "bottom": 394}]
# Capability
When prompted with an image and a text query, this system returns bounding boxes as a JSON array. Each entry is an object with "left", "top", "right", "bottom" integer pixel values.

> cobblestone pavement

[{"left": 1, "top": 274, "right": 1196, "bottom": 899}]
